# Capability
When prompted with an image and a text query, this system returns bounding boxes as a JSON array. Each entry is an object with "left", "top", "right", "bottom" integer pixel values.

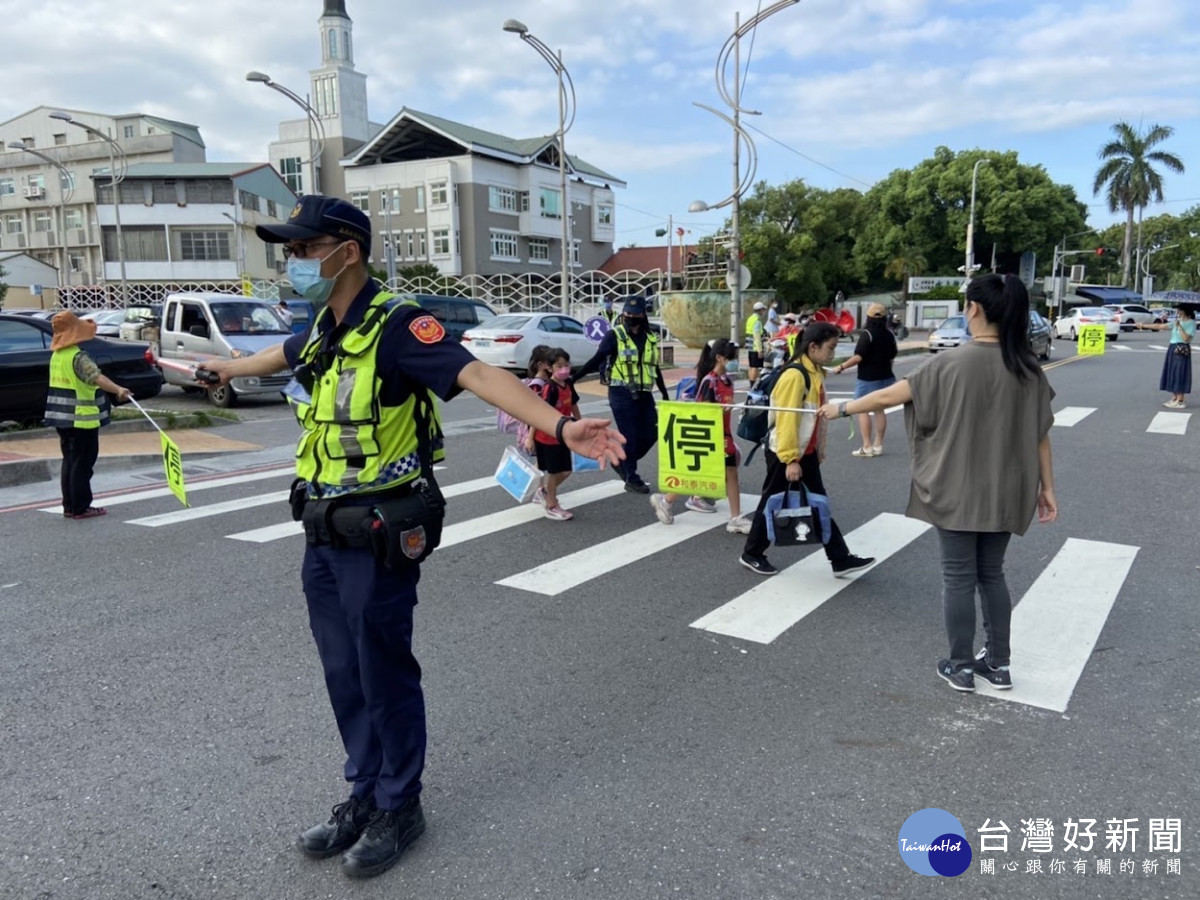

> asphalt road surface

[{"left": 1, "top": 332, "right": 1196, "bottom": 900}]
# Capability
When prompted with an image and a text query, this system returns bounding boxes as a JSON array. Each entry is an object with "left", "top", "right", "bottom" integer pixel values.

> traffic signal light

[
  {"left": 655, "top": 229, "right": 667, "bottom": 237},
  {"left": 1095, "top": 247, "right": 1117, "bottom": 256}
]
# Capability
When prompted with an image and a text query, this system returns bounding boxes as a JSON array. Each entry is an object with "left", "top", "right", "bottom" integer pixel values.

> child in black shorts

[{"left": 523, "top": 347, "right": 581, "bottom": 520}]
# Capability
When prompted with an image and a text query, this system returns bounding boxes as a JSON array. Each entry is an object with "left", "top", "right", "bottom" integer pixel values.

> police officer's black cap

[
  {"left": 621, "top": 295, "right": 648, "bottom": 317},
  {"left": 256, "top": 195, "right": 372, "bottom": 254}
]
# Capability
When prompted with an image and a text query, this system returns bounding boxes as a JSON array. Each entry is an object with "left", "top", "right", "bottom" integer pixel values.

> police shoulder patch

[{"left": 409, "top": 315, "right": 446, "bottom": 344}]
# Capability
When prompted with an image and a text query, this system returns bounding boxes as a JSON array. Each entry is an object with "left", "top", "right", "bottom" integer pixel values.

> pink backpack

[{"left": 497, "top": 377, "right": 545, "bottom": 448}]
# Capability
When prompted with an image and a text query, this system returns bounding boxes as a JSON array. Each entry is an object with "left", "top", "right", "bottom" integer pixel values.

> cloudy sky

[{"left": 5, "top": 0, "right": 1199, "bottom": 250}]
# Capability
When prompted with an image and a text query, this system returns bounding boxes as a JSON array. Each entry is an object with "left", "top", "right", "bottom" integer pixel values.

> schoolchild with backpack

[
  {"left": 739, "top": 322, "right": 876, "bottom": 577},
  {"left": 524, "top": 347, "right": 582, "bottom": 520},
  {"left": 496, "top": 345, "right": 552, "bottom": 450},
  {"left": 650, "top": 338, "right": 752, "bottom": 533}
]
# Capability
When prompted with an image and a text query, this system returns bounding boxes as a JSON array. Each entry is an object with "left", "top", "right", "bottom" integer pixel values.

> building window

[
  {"left": 21, "top": 137, "right": 34, "bottom": 148},
  {"left": 414, "top": 186, "right": 425, "bottom": 211},
  {"left": 350, "top": 191, "right": 371, "bottom": 213},
  {"left": 0, "top": 178, "right": 12, "bottom": 197},
  {"left": 59, "top": 170, "right": 75, "bottom": 191},
  {"left": 417, "top": 231, "right": 427, "bottom": 258},
  {"left": 328, "top": 29, "right": 338, "bottom": 60},
  {"left": 571, "top": 240, "right": 581, "bottom": 266},
  {"left": 27, "top": 174, "right": 45, "bottom": 192},
  {"left": 5, "top": 215, "right": 23, "bottom": 234},
  {"left": 539, "top": 187, "right": 561, "bottom": 219},
  {"left": 265, "top": 243, "right": 277, "bottom": 267},
  {"left": 431, "top": 228, "right": 450, "bottom": 256},
  {"left": 68, "top": 251, "right": 85, "bottom": 272},
  {"left": 528, "top": 238, "right": 550, "bottom": 262},
  {"left": 104, "top": 225, "right": 167, "bottom": 261},
  {"left": 597, "top": 203, "right": 614, "bottom": 226},
  {"left": 267, "top": 200, "right": 278, "bottom": 218},
  {"left": 430, "top": 181, "right": 448, "bottom": 206},
  {"left": 488, "top": 185, "right": 518, "bottom": 213},
  {"left": 405, "top": 232, "right": 415, "bottom": 258},
  {"left": 380, "top": 188, "right": 401, "bottom": 214},
  {"left": 344, "top": 30, "right": 352, "bottom": 60},
  {"left": 178, "top": 230, "right": 232, "bottom": 261},
  {"left": 280, "top": 157, "right": 304, "bottom": 194},
  {"left": 490, "top": 230, "right": 519, "bottom": 261},
  {"left": 314, "top": 75, "right": 337, "bottom": 117},
  {"left": 33, "top": 211, "right": 53, "bottom": 232},
  {"left": 123, "top": 125, "right": 135, "bottom": 139},
  {"left": 239, "top": 189, "right": 257, "bottom": 211},
  {"left": 64, "top": 209, "right": 84, "bottom": 230},
  {"left": 53, "top": 133, "right": 66, "bottom": 146}
]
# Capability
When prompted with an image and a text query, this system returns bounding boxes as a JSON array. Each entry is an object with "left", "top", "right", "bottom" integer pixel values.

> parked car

[
  {"left": 928, "top": 315, "right": 970, "bottom": 353},
  {"left": 1028, "top": 310, "right": 1053, "bottom": 361},
  {"left": 80, "top": 309, "right": 126, "bottom": 337},
  {"left": 2, "top": 308, "right": 57, "bottom": 320},
  {"left": 409, "top": 294, "right": 497, "bottom": 342},
  {"left": 1052, "top": 306, "right": 1119, "bottom": 341},
  {"left": 1104, "top": 303, "right": 1157, "bottom": 331},
  {"left": 0, "top": 313, "right": 162, "bottom": 427},
  {"left": 461, "top": 313, "right": 601, "bottom": 372},
  {"left": 158, "top": 293, "right": 292, "bottom": 408},
  {"left": 1152, "top": 308, "right": 1178, "bottom": 325}
]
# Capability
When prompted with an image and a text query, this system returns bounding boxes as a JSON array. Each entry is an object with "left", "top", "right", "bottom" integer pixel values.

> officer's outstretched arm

[
  {"left": 457, "top": 361, "right": 625, "bottom": 467},
  {"left": 194, "top": 344, "right": 288, "bottom": 386}
]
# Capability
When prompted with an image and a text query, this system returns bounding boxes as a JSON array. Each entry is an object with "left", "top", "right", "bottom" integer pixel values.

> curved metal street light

[
  {"left": 503, "top": 19, "right": 577, "bottom": 315},
  {"left": 8, "top": 142, "right": 76, "bottom": 288},
  {"left": 48, "top": 111, "right": 129, "bottom": 304},
  {"left": 689, "top": 0, "right": 800, "bottom": 342},
  {"left": 246, "top": 71, "right": 326, "bottom": 196}
]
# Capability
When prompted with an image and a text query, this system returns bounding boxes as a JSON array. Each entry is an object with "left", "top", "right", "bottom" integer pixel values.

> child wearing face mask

[{"left": 524, "top": 348, "right": 581, "bottom": 520}]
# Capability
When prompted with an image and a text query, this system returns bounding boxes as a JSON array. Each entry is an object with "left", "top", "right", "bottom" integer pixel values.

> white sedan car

[
  {"left": 1052, "top": 307, "right": 1120, "bottom": 341},
  {"left": 461, "top": 313, "right": 601, "bottom": 372}
]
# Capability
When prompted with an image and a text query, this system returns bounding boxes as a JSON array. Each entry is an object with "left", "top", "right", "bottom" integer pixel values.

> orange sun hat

[{"left": 49, "top": 311, "right": 98, "bottom": 351}]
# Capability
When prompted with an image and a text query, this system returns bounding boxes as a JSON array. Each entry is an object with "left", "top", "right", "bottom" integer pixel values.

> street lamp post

[
  {"left": 49, "top": 112, "right": 128, "bottom": 306},
  {"left": 8, "top": 142, "right": 75, "bottom": 289},
  {"left": 503, "top": 19, "right": 576, "bottom": 316},
  {"left": 220, "top": 211, "right": 247, "bottom": 289},
  {"left": 1050, "top": 229, "right": 1097, "bottom": 315},
  {"left": 246, "top": 71, "right": 326, "bottom": 196},
  {"left": 964, "top": 158, "right": 990, "bottom": 294},
  {"left": 1140, "top": 242, "right": 1178, "bottom": 297},
  {"left": 688, "top": 0, "right": 798, "bottom": 343}
]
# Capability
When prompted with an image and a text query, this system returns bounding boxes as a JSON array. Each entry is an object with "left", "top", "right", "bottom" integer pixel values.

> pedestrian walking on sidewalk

[
  {"left": 739, "top": 322, "right": 876, "bottom": 578},
  {"left": 575, "top": 295, "right": 668, "bottom": 493},
  {"left": 830, "top": 303, "right": 897, "bottom": 457},
  {"left": 650, "top": 338, "right": 750, "bottom": 533},
  {"left": 197, "top": 195, "right": 625, "bottom": 880},
  {"left": 819, "top": 274, "right": 1058, "bottom": 693},
  {"left": 44, "top": 311, "right": 133, "bottom": 520}
]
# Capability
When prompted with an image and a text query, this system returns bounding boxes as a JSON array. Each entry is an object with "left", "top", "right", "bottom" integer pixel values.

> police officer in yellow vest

[
  {"left": 745, "top": 301, "right": 767, "bottom": 382},
  {"left": 575, "top": 295, "right": 669, "bottom": 493},
  {"left": 44, "top": 311, "right": 133, "bottom": 520},
  {"left": 198, "top": 196, "right": 624, "bottom": 880}
]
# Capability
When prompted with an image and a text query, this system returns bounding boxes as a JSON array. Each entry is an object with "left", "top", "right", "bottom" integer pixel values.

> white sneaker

[
  {"left": 725, "top": 515, "right": 752, "bottom": 534},
  {"left": 871, "top": 445, "right": 883, "bottom": 456},
  {"left": 544, "top": 505, "right": 574, "bottom": 521},
  {"left": 650, "top": 493, "right": 674, "bottom": 525},
  {"left": 531, "top": 486, "right": 547, "bottom": 505},
  {"left": 685, "top": 496, "right": 718, "bottom": 513}
]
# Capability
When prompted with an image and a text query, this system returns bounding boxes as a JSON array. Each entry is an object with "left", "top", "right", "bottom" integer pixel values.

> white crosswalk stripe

[
  {"left": 1053, "top": 407, "right": 1096, "bottom": 427},
  {"left": 1149, "top": 344, "right": 1168, "bottom": 351},
  {"left": 989, "top": 538, "right": 1138, "bottom": 713},
  {"left": 690, "top": 513, "right": 931, "bottom": 644},
  {"left": 1146, "top": 412, "right": 1190, "bottom": 435},
  {"left": 497, "top": 493, "right": 758, "bottom": 596},
  {"left": 1110, "top": 343, "right": 1133, "bottom": 351},
  {"left": 37, "top": 464, "right": 295, "bottom": 515}
]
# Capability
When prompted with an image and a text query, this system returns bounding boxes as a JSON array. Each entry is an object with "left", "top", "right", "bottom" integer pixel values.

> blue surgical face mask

[{"left": 286, "top": 242, "right": 348, "bottom": 306}]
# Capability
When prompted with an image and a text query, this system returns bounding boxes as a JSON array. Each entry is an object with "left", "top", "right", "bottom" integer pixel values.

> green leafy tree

[
  {"left": 883, "top": 250, "right": 927, "bottom": 303},
  {"left": 1092, "top": 122, "right": 1186, "bottom": 287}
]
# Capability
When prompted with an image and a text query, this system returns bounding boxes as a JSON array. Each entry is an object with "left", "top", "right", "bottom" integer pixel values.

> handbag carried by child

[{"left": 767, "top": 483, "right": 821, "bottom": 547}]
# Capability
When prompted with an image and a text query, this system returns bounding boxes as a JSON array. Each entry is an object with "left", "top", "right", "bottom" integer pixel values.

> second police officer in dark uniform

[
  {"left": 199, "top": 196, "right": 624, "bottom": 880},
  {"left": 576, "top": 295, "right": 668, "bottom": 493}
]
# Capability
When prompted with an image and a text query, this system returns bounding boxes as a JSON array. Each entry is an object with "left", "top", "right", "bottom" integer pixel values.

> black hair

[
  {"left": 549, "top": 346, "right": 571, "bottom": 365},
  {"left": 527, "top": 344, "right": 552, "bottom": 378},
  {"left": 697, "top": 337, "right": 738, "bottom": 383},
  {"left": 794, "top": 322, "right": 840, "bottom": 361},
  {"left": 965, "top": 274, "right": 1039, "bottom": 380},
  {"left": 1177, "top": 304, "right": 1196, "bottom": 319}
]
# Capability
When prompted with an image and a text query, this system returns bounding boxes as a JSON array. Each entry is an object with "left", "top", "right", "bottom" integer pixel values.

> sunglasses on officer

[{"left": 282, "top": 238, "right": 344, "bottom": 259}]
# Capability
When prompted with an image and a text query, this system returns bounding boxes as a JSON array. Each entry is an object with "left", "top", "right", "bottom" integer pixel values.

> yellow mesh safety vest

[
  {"left": 45, "top": 347, "right": 107, "bottom": 429},
  {"left": 609, "top": 325, "right": 658, "bottom": 392},
  {"left": 744, "top": 313, "right": 763, "bottom": 353},
  {"left": 290, "top": 292, "right": 445, "bottom": 496}
]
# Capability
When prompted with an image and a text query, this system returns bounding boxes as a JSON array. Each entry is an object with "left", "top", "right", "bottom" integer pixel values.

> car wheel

[
  {"left": 1069, "top": 328, "right": 1076, "bottom": 341},
  {"left": 208, "top": 384, "right": 238, "bottom": 408}
]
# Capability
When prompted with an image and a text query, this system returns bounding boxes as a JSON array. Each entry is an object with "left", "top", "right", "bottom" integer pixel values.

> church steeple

[
  {"left": 319, "top": 0, "right": 353, "bottom": 67},
  {"left": 310, "top": 0, "right": 369, "bottom": 144},
  {"left": 323, "top": 0, "right": 348, "bottom": 18}
]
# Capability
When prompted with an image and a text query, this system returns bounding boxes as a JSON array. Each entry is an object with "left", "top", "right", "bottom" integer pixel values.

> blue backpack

[{"left": 736, "top": 363, "right": 809, "bottom": 464}]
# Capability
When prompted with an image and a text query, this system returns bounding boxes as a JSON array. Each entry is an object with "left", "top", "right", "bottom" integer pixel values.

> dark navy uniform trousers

[
  {"left": 302, "top": 543, "right": 425, "bottom": 811},
  {"left": 607, "top": 386, "right": 658, "bottom": 483}
]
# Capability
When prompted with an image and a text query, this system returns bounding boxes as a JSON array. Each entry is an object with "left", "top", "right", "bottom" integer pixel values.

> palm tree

[{"left": 1092, "top": 122, "right": 1185, "bottom": 288}]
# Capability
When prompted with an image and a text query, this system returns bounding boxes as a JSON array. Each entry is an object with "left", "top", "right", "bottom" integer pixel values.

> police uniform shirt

[{"left": 282, "top": 279, "right": 475, "bottom": 404}]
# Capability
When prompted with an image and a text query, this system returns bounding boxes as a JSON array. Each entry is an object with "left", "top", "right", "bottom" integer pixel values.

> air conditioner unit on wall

[
  {"left": 23, "top": 186, "right": 45, "bottom": 199},
  {"left": 1069, "top": 264, "right": 1086, "bottom": 282}
]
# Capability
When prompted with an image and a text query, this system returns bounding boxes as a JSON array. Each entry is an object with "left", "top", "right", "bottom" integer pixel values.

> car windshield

[
  {"left": 124, "top": 306, "right": 159, "bottom": 322},
  {"left": 210, "top": 302, "right": 289, "bottom": 335},
  {"left": 937, "top": 316, "right": 965, "bottom": 331},
  {"left": 1078, "top": 308, "right": 1108, "bottom": 317},
  {"left": 480, "top": 315, "right": 530, "bottom": 330}
]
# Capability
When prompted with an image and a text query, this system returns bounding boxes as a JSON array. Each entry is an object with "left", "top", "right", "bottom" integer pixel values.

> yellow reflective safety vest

[
  {"left": 45, "top": 346, "right": 108, "bottom": 429},
  {"left": 609, "top": 325, "right": 659, "bottom": 392},
  {"left": 290, "top": 291, "right": 445, "bottom": 496},
  {"left": 744, "top": 313, "right": 763, "bottom": 353}
]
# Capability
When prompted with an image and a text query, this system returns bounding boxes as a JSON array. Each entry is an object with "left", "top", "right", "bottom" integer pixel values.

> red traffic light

[{"left": 1096, "top": 247, "right": 1105, "bottom": 255}]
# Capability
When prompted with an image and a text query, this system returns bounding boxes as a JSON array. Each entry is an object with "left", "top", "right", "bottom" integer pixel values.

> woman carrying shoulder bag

[{"left": 819, "top": 275, "right": 1058, "bottom": 693}]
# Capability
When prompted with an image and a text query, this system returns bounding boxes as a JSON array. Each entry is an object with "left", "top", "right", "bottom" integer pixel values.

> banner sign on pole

[
  {"left": 159, "top": 432, "right": 189, "bottom": 507},
  {"left": 1077, "top": 325, "right": 1107, "bottom": 356},
  {"left": 657, "top": 401, "right": 725, "bottom": 499}
]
